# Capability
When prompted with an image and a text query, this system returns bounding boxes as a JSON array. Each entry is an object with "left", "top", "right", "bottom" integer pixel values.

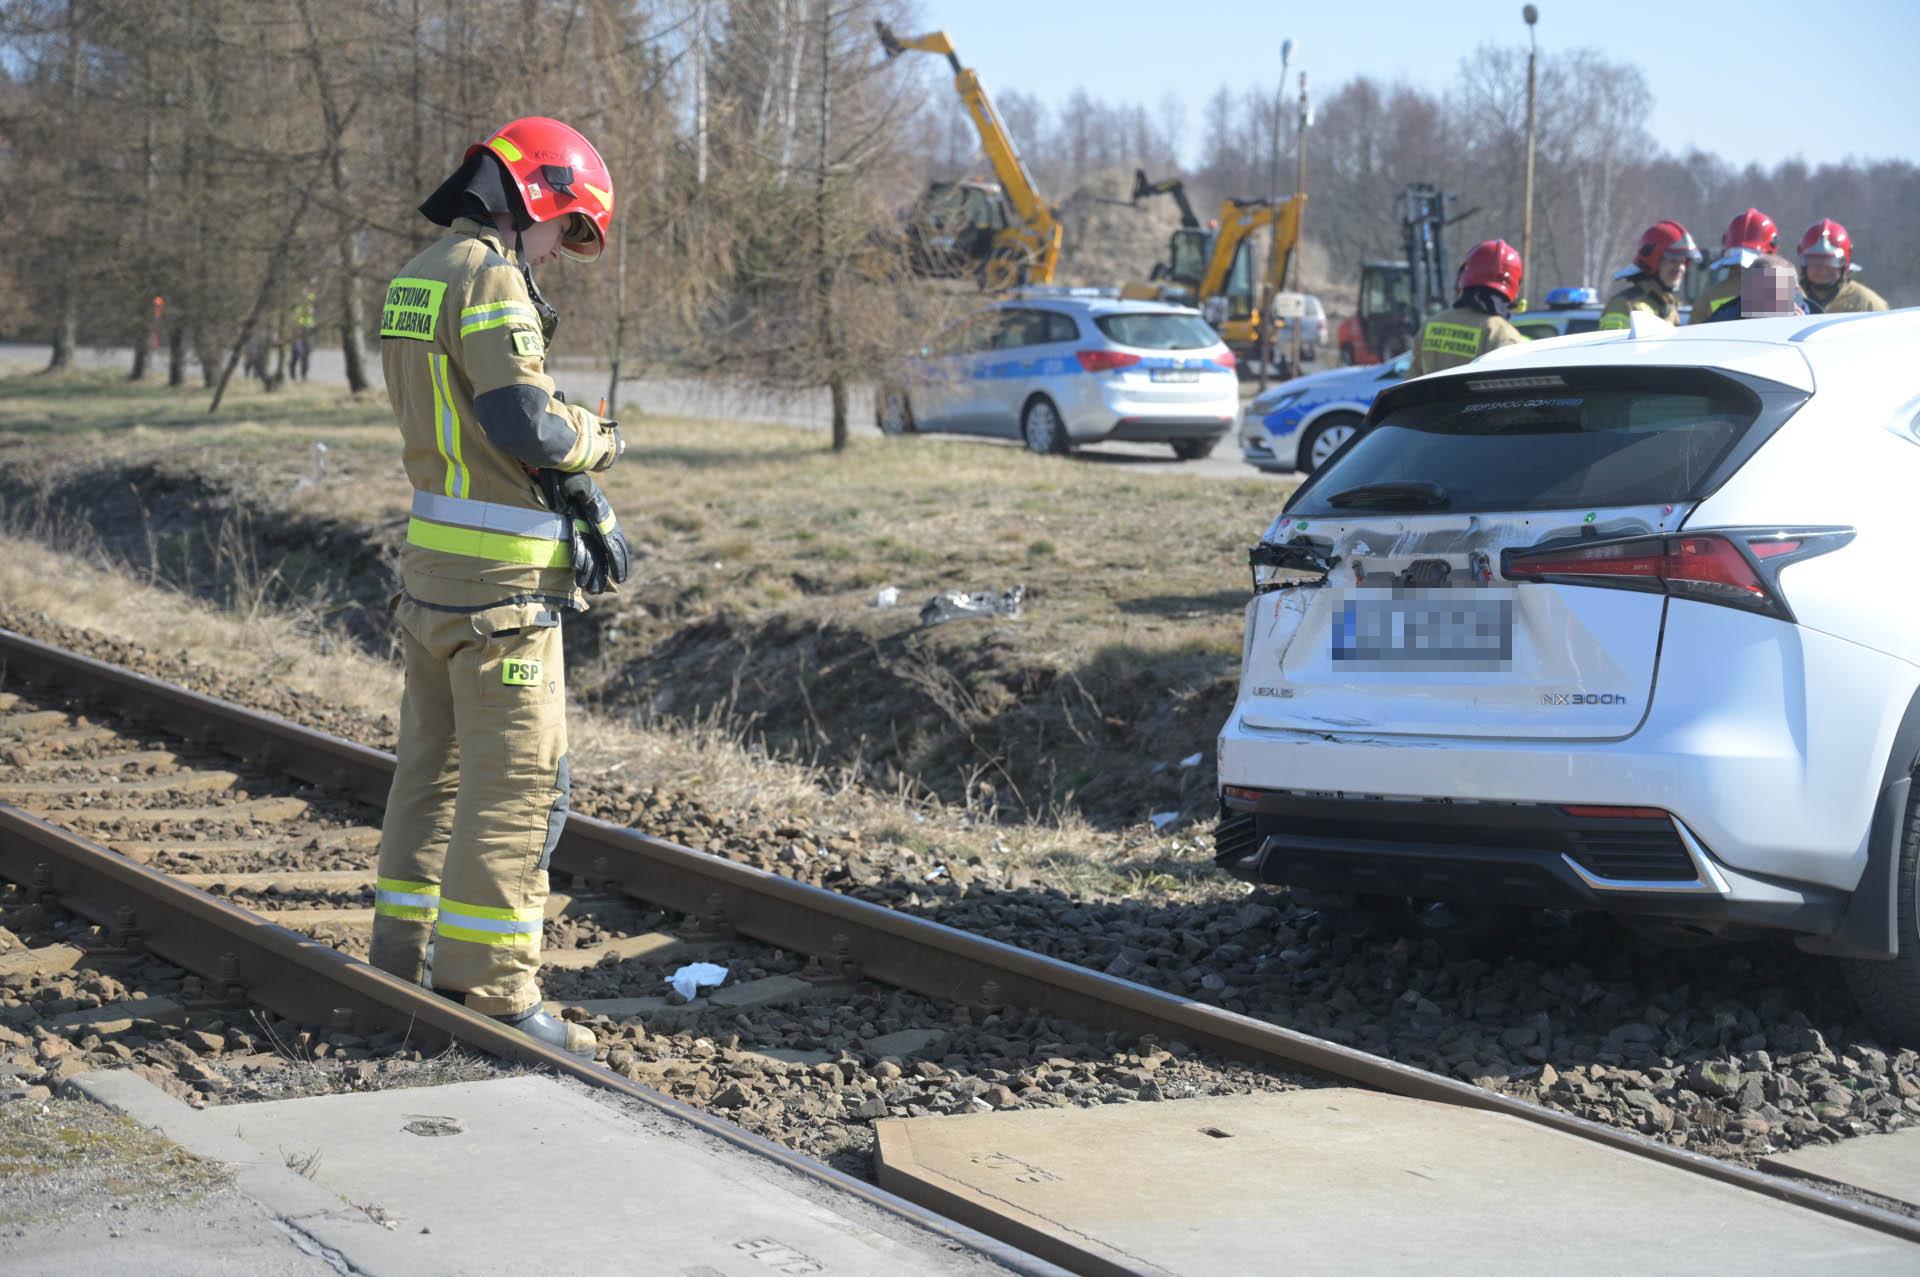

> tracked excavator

[
  {"left": 877, "top": 23, "right": 1061, "bottom": 292},
  {"left": 1122, "top": 169, "right": 1305, "bottom": 375}
]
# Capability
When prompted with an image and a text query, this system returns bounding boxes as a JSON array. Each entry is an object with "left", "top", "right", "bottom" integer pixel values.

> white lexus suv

[{"left": 1215, "top": 309, "right": 1920, "bottom": 1038}]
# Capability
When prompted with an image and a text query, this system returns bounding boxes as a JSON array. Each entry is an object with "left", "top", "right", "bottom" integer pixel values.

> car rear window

[
  {"left": 1095, "top": 312, "right": 1218, "bottom": 350},
  {"left": 1289, "top": 368, "right": 1781, "bottom": 516}
]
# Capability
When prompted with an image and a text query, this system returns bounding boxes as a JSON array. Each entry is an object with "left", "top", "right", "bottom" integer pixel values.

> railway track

[{"left": 2, "top": 622, "right": 1917, "bottom": 1264}]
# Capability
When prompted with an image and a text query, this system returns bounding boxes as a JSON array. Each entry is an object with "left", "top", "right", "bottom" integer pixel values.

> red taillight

[
  {"left": 1222, "top": 785, "right": 1266, "bottom": 806},
  {"left": 1505, "top": 540, "right": 1666, "bottom": 583},
  {"left": 1750, "top": 538, "right": 1803, "bottom": 559},
  {"left": 1077, "top": 349, "right": 1142, "bottom": 373},
  {"left": 1505, "top": 533, "right": 1775, "bottom": 613},
  {"left": 1662, "top": 536, "right": 1768, "bottom": 601},
  {"left": 1217, "top": 348, "right": 1237, "bottom": 370},
  {"left": 1561, "top": 805, "right": 1670, "bottom": 820}
]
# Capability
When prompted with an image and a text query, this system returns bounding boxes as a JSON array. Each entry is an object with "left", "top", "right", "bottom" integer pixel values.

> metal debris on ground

[
  {"left": 871, "top": 586, "right": 900, "bottom": 608},
  {"left": 665, "top": 962, "right": 729, "bottom": 1002},
  {"left": 1179, "top": 752, "right": 1203, "bottom": 768},
  {"left": 1150, "top": 811, "right": 1182, "bottom": 831},
  {"left": 919, "top": 584, "right": 1025, "bottom": 627}
]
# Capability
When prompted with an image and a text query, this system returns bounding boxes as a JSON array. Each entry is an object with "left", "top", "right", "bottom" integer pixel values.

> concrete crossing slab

[
  {"left": 209, "top": 1074, "right": 1028, "bottom": 1277},
  {"left": 874, "top": 1089, "right": 1920, "bottom": 1276}
]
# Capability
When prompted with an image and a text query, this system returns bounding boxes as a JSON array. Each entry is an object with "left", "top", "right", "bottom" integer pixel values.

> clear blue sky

[{"left": 918, "top": 0, "right": 1918, "bottom": 170}]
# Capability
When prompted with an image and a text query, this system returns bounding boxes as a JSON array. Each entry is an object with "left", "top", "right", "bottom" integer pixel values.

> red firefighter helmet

[
  {"left": 1631, "top": 221, "right": 1700, "bottom": 275},
  {"left": 1457, "top": 239, "right": 1524, "bottom": 302},
  {"left": 1721, "top": 208, "right": 1778, "bottom": 254},
  {"left": 1798, "top": 218, "right": 1853, "bottom": 271},
  {"left": 467, "top": 117, "right": 614, "bottom": 262}
]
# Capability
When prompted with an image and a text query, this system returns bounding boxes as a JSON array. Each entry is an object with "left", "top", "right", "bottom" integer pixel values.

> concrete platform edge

[
  {"left": 874, "top": 1119, "right": 1163, "bottom": 1277},
  {"left": 67, "top": 1070, "right": 454, "bottom": 1277}
]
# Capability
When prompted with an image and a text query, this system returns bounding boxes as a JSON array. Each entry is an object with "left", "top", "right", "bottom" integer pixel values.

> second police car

[
  {"left": 1240, "top": 288, "right": 1608, "bottom": 474},
  {"left": 876, "top": 293, "right": 1240, "bottom": 460}
]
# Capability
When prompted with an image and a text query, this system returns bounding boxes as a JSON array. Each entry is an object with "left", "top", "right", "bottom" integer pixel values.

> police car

[
  {"left": 876, "top": 294, "right": 1240, "bottom": 460},
  {"left": 1240, "top": 288, "right": 1608, "bottom": 474}
]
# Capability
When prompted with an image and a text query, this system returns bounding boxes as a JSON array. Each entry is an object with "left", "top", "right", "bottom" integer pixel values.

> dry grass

[
  {"left": 0, "top": 370, "right": 1300, "bottom": 661},
  {"left": 0, "top": 369, "right": 1274, "bottom": 896}
]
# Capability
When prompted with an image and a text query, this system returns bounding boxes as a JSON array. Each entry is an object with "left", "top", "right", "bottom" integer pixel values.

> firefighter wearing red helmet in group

[
  {"left": 1798, "top": 219, "right": 1889, "bottom": 314},
  {"left": 369, "top": 117, "right": 626, "bottom": 1059},
  {"left": 1689, "top": 208, "right": 1777, "bottom": 325},
  {"left": 1408, "top": 240, "right": 1528, "bottom": 377},
  {"left": 1599, "top": 221, "right": 1699, "bottom": 329}
]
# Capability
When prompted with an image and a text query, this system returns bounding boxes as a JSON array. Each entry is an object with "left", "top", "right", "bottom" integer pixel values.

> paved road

[{"left": 0, "top": 342, "right": 1285, "bottom": 483}]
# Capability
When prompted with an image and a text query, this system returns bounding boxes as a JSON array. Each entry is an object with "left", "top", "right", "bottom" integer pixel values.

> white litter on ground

[{"left": 666, "top": 962, "right": 729, "bottom": 1002}]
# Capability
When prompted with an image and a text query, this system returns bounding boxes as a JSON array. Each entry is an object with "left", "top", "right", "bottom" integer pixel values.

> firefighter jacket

[
  {"left": 1599, "top": 275, "right": 1682, "bottom": 329},
  {"left": 1801, "top": 275, "right": 1889, "bottom": 314},
  {"left": 1690, "top": 264, "right": 1741, "bottom": 324},
  {"left": 380, "top": 218, "right": 616, "bottom": 609},
  {"left": 1409, "top": 306, "right": 1526, "bottom": 377}
]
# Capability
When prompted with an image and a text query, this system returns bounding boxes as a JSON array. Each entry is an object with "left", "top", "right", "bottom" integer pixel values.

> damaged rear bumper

[{"left": 1213, "top": 789, "right": 1848, "bottom": 941}]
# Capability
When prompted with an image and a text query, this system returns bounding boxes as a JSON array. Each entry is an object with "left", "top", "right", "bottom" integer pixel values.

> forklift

[{"left": 1335, "top": 183, "right": 1471, "bottom": 365}]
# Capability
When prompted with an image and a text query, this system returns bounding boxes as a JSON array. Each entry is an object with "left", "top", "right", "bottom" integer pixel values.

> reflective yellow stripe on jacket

[
  {"left": 405, "top": 491, "right": 571, "bottom": 569},
  {"left": 427, "top": 353, "right": 469, "bottom": 498},
  {"left": 459, "top": 300, "right": 539, "bottom": 337}
]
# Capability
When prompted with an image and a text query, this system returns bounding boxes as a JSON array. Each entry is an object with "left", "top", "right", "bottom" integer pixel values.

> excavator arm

[
  {"left": 876, "top": 22, "right": 1061, "bottom": 287},
  {"left": 1130, "top": 169, "right": 1199, "bottom": 229},
  {"left": 1199, "top": 195, "right": 1304, "bottom": 306}
]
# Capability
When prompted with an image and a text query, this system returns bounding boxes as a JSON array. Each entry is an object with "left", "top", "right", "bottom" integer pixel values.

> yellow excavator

[
  {"left": 1123, "top": 169, "right": 1305, "bottom": 374},
  {"left": 876, "top": 22, "right": 1062, "bottom": 292}
]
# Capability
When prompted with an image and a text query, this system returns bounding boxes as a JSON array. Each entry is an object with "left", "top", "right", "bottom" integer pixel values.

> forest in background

[{"left": 3, "top": 0, "right": 1911, "bottom": 426}]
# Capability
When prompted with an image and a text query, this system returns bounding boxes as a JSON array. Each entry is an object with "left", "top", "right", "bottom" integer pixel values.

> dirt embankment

[
  {"left": 589, "top": 608, "right": 1234, "bottom": 825},
  {"left": 1, "top": 457, "right": 1239, "bottom": 829},
  {"left": 0, "top": 461, "right": 398, "bottom": 651}
]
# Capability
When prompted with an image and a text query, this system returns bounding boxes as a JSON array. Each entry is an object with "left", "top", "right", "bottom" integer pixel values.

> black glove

[{"left": 555, "top": 471, "right": 629, "bottom": 595}]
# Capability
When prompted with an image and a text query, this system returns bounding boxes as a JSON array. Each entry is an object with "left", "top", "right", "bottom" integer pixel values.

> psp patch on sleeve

[{"left": 512, "top": 328, "right": 544, "bottom": 358}]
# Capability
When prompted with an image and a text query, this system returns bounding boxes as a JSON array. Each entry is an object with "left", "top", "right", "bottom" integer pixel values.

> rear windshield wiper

[{"left": 1325, "top": 480, "right": 1451, "bottom": 510}]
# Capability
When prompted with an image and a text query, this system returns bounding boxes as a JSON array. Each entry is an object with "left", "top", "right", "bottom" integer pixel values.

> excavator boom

[{"left": 877, "top": 22, "right": 1060, "bottom": 288}]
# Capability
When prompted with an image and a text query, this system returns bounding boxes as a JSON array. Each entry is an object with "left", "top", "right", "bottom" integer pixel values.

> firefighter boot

[{"left": 497, "top": 1004, "right": 597, "bottom": 1059}]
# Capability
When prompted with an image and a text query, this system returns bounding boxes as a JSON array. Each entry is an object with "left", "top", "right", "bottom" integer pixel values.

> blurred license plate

[
  {"left": 1150, "top": 369, "right": 1199, "bottom": 382},
  {"left": 1332, "top": 590, "right": 1514, "bottom": 671}
]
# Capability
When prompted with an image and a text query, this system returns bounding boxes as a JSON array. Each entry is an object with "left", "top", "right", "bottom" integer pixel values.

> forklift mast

[{"left": 1396, "top": 183, "right": 1452, "bottom": 319}]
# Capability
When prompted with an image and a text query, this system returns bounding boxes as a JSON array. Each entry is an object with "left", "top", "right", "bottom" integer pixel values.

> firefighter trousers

[{"left": 369, "top": 593, "right": 571, "bottom": 1016}]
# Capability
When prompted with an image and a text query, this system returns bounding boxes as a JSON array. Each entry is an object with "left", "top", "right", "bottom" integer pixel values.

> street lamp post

[
  {"left": 1289, "top": 71, "right": 1310, "bottom": 380},
  {"left": 1521, "top": 5, "right": 1539, "bottom": 308},
  {"left": 1259, "top": 38, "right": 1294, "bottom": 391}
]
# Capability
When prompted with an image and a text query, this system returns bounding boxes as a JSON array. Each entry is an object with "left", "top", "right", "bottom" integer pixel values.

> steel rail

[
  {"left": 3, "top": 625, "right": 1916, "bottom": 1248},
  {"left": 0, "top": 800, "right": 1073, "bottom": 1277}
]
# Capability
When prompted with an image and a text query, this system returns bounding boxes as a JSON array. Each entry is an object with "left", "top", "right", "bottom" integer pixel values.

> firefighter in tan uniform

[
  {"left": 1600, "top": 220, "right": 1699, "bottom": 329},
  {"left": 371, "top": 116, "right": 627, "bottom": 1058},
  {"left": 1409, "top": 239, "right": 1527, "bottom": 377},
  {"left": 1690, "top": 208, "right": 1778, "bottom": 325},
  {"left": 1798, "top": 219, "right": 1890, "bottom": 314}
]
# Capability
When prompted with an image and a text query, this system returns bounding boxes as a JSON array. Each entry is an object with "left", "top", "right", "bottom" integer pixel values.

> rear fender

[{"left": 1796, "top": 683, "right": 1920, "bottom": 959}]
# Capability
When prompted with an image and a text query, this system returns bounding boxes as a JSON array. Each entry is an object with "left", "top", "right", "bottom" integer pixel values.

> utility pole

[
  {"left": 1521, "top": 5, "right": 1539, "bottom": 309},
  {"left": 1258, "top": 38, "right": 1293, "bottom": 391},
  {"left": 1289, "top": 71, "right": 1310, "bottom": 380}
]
